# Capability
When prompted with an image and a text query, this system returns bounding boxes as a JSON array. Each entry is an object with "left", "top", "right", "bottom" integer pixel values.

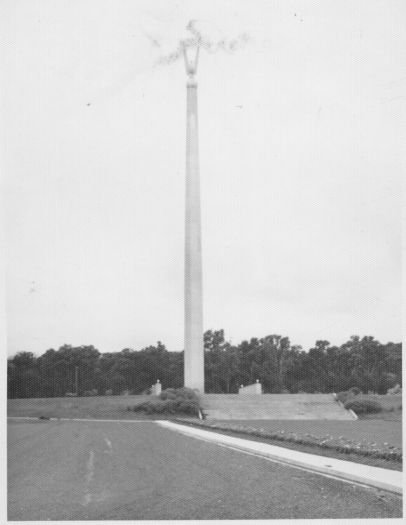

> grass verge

[
  {"left": 8, "top": 395, "right": 167, "bottom": 420},
  {"left": 173, "top": 418, "right": 402, "bottom": 471},
  {"left": 359, "top": 410, "right": 402, "bottom": 421}
]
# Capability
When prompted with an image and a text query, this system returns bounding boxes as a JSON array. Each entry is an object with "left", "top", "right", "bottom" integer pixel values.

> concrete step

[{"left": 200, "top": 394, "right": 355, "bottom": 420}]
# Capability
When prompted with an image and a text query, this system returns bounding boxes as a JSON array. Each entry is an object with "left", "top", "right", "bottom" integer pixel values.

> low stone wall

[{"left": 239, "top": 382, "right": 262, "bottom": 395}]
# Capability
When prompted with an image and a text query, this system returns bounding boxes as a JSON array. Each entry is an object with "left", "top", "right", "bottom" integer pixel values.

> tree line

[{"left": 7, "top": 330, "right": 401, "bottom": 398}]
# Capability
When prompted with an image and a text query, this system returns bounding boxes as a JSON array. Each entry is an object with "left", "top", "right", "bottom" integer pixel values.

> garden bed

[{"left": 174, "top": 418, "right": 402, "bottom": 471}]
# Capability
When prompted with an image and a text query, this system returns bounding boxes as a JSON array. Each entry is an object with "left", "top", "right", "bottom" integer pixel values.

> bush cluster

[
  {"left": 344, "top": 399, "right": 383, "bottom": 415},
  {"left": 128, "top": 387, "right": 201, "bottom": 416},
  {"left": 336, "top": 388, "right": 385, "bottom": 415},
  {"left": 160, "top": 387, "right": 199, "bottom": 402},
  {"left": 83, "top": 389, "right": 98, "bottom": 396},
  {"left": 336, "top": 387, "right": 363, "bottom": 405},
  {"left": 130, "top": 399, "right": 200, "bottom": 415},
  {"left": 387, "top": 384, "right": 402, "bottom": 395},
  {"left": 336, "top": 391, "right": 353, "bottom": 404}
]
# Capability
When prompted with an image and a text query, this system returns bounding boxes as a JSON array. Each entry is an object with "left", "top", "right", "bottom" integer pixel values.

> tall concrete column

[{"left": 183, "top": 44, "right": 204, "bottom": 393}]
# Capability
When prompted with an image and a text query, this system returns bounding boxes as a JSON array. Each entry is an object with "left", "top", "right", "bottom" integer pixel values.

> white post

[
  {"left": 183, "top": 43, "right": 204, "bottom": 393},
  {"left": 151, "top": 380, "right": 162, "bottom": 396}
]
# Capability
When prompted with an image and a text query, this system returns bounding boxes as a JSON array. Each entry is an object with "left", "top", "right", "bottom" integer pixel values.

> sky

[{"left": 2, "top": 0, "right": 405, "bottom": 357}]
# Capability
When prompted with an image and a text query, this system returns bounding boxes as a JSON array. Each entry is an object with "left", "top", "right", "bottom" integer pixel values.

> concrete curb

[
  {"left": 348, "top": 408, "right": 358, "bottom": 420},
  {"left": 332, "top": 393, "right": 358, "bottom": 419},
  {"left": 156, "top": 420, "right": 403, "bottom": 495}
]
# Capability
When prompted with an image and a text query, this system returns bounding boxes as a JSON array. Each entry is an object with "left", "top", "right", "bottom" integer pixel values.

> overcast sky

[{"left": 2, "top": 0, "right": 404, "bottom": 356}]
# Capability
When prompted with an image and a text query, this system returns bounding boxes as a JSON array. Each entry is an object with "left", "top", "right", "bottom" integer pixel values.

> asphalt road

[{"left": 8, "top": 419, "right": 402, "bottom": 520}]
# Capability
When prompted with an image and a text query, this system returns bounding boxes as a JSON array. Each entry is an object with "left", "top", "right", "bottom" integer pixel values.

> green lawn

[
  {"left": 8, "top": 395, "right": 159, "bottom": 420},
  {"left": 360, "top": 410, "right": 402, "bottom": 421}
]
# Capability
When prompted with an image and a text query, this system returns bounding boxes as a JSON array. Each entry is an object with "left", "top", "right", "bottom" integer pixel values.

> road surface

[{"left": 8, "top": 419, "right": 402, "bottom": 520}]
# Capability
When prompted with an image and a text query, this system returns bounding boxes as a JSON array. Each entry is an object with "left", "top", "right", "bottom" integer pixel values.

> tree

[
  {"left": 7, "top": 332, "right": 402, "bottom": 398},
  {"left": 8, "top": 352, "right": 41, "bottom": 398},
  {"left": 261, "top": 335, "right": 291, "bottom": 392},
  {"left": 204, "top": 329, "right": 239, "bottom": 392}
]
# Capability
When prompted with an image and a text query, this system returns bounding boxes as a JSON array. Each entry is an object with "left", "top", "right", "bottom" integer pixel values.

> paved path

[{"left": 8, "top": 419, "right": 402, "bottom": 520}]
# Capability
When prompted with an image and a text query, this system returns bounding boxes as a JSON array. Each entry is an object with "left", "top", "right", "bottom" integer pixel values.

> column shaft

[{"left": 184, "top": 80, "right": 204, "bottom": 393}]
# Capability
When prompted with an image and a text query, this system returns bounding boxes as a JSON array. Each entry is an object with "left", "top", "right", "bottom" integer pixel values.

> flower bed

[{"left": 174, "top": 419, "right": 402, "bottom": 463}]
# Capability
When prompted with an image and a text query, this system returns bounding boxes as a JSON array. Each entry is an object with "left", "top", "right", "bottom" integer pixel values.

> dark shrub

[
  {"left": 129, "top": 390, "right": 201, "bottom": 416},
  {"left": 131, "top": 401, "right": 148, "bottom": 412},
  {"left": 344, "top": 399, "right": 383, "bottom": 415},
  {"left": 336, "top": 391, "right": 352, "bottom": 404},
  {"left": 387, "top": 383, "right": 402, "bottom": 395},
  {"left": 160, "top": 388, "right": 178, "bottom": 400},
  {"left": 176, "top": 387, "right": 199, "bottom": 400},
  {"left": 177, "top": 400, "right": 200, "bottom": 415},
  {"left": 149, "top": 401, "right": 167, "bottom": 413},
  {"left": 160, "top": 387, "right": 199, "bottom": 402},
  {"left": 348, "top": 387, "right": 361, "bottom": 396}
]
